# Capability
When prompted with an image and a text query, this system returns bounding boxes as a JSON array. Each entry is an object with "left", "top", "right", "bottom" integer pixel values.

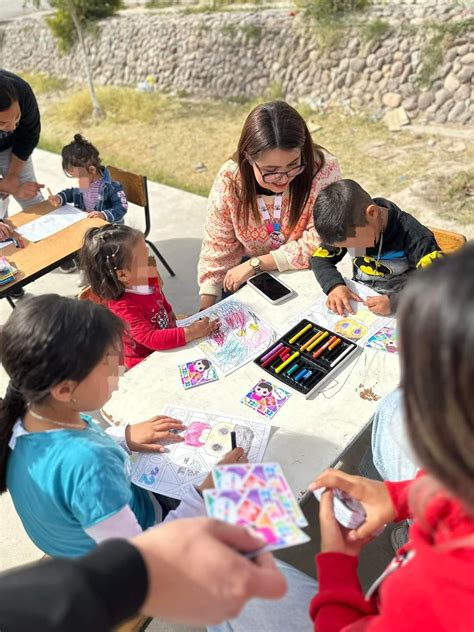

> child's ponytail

[{"left": 0, "top": 382, "right": 27, "bottom": 493}]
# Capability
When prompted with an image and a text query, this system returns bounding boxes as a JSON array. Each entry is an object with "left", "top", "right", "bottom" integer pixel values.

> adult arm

[
  {"left": 0, "top": 538, "right": 147, "bottom": 632},
  {"left": 10, "top": 78, "right": 41, "bottom": 162},
  {"left": 271, "top": 155, "right": 342, "bottom": 271},
  {"left": 198, "top": 164, "right": 245, "bottom": 301}
]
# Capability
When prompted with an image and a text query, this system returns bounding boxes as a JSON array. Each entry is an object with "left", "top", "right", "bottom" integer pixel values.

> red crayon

[
  {"left": 262, "top": 346, "right": 289, "bottom": 368},
  {"left": 312, "top": 335, "right": 338, "bottom": 359}
]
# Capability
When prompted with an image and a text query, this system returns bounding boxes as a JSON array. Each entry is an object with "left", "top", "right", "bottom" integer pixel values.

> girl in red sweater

[{"left": 81, "top": 224, "right": 219, "bottom": 368}]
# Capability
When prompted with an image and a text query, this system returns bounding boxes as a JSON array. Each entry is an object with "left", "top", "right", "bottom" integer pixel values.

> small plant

[
  {"left": 221, "top": 24, "right": 238, "bottom": 38},
  {"left": 361, "top": 19, "right": 391, "bottom": 43},
  {"left": 294, "top": 0, "right": 371, "bottom": 21},
  {"left": 240, "top": 23, "right": 262, "bottom": 42},
  {"left": 17, "top": 71, "right": 65, "bottom": 95}
]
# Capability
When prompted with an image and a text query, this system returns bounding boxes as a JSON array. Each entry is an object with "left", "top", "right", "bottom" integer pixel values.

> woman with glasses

[{"left": 197, "top": 100, "right": 341, "bottom": 309}]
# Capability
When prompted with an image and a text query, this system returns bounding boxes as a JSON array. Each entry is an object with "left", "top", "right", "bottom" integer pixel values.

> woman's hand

[
  {"left": 223, "top": 262, "right": 254, "bottom": 294},
  {"left": 309, "top": 468, "right": 396, "bottom": 540},
  {"left": 125, "top": 416, "right": 186, "bottom": 452},
  {"left": 0, "top": 221, "right": 12, "bottom": 240},
  {"left": 319, "top": 490, "right": 369, "bottom": 556},
  {"left": 198, "top": 447, "right": 248, "bottom": 492}
]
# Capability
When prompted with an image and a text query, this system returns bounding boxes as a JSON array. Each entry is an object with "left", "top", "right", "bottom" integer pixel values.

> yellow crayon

[
  {"left": 275, "top": 351, "right": 300, "bottom": 373},
  {"left": 306, "top": 331, "right": 329, "bottom": 352},
  {"left": 328, "top": 338, "right": 341, "bottom": 351},
  {"left": 289, "top": 323, "right": 312, "bottom": 344},
  {"left": 300, "top": 331, "right": 322, "bottom": 351}
]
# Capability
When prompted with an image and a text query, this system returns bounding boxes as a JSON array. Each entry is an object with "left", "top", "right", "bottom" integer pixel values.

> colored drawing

[
  {"left": 288, "top": 278, "right": 394, "bottom": 346},
  {"left": 241, "top": 379, "right": 291, "bottom": 420},
  {"left": 177, "top": 298, "right": 277, "bottom": 375},
  {"left": 131, "top": 406, "right": 271, "bottom": 500},
  {"left": 178, "top": 358, "right": 219, "bottom": 390},
  {"left": 366, "top": 326, "right": 399, "bottom": 353}
]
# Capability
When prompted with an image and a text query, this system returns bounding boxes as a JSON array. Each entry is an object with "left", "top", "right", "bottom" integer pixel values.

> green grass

[
  {"left": 18, "top": 71, "right": 65, "bottom": 95},
  {"left": 360, "top": 19, "right": 391, "bottom": 43}
]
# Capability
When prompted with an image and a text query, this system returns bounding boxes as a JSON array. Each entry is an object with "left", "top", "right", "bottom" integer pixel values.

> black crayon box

[{"left": 254, "top": 319, "right": 359, "bottom": 398}]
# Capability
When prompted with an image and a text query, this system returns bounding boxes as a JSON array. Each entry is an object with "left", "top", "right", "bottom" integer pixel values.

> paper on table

[
  {"left": 131, "top": 405, "right": 271, "bottom": 500},
  {"left": 16, "top": 204, "right": 88, "bottom": 242},
  {"left": 288, "top": 278, "right": 394, "bottom": 346},
  {"left": 0, "top": 241, "right": 11, "bottom": 250}
]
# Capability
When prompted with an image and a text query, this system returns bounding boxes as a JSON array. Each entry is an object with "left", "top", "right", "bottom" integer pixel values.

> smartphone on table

[{"left": 247, "top": 272, "right": 294, "bottom": 304}]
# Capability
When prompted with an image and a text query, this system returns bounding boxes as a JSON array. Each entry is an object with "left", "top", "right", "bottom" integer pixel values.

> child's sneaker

[{"left": 59, "top": 259, "right": 78, "bottom": 274}]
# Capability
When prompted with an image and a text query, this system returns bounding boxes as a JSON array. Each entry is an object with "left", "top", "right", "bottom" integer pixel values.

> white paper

[
  {"left": 288, "top": 278, "right": 394, "bottom": 346},
  {"left": 177, "top": 297, "right": 277, "bottom": 376},
  {"left": 16, "top": 204, "right": 87, "bottom": 242},
  {"left": 0, "top": 241, "right": 11, "bottom": 250},
  {"left": 131, "top": 405, "right": 271, "bottom": 499}
]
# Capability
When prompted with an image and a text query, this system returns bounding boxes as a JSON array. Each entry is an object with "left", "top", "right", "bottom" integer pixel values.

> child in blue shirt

[
  {"left": 0, "top": 294, "right": 246, "bottom": 558},
  {"left": 48, "top": 134, "right": 128, "bottom": 224}
]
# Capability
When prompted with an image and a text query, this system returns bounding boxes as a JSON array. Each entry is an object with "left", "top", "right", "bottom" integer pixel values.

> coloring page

[
  {"left": 16, "top": 204, "right": 87, "bottom": 242},
  {"left": 288, "top": 279, "right": 394, "bottom": 345},
  {"left": 177, "top": 298, "right": 277, "bottom": 375},
  {"left": 131, "top": 405, "right": 271, "bottom": 500}
]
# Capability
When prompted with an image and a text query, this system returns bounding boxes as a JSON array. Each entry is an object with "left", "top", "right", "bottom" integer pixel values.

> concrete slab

[{"left": 0, "top": 147, "right": 208, "bottom": 574}]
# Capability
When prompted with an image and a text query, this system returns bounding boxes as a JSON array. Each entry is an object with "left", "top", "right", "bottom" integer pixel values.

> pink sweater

[{"left": 198, "top": 155, "right": 341, "bottom": 296}]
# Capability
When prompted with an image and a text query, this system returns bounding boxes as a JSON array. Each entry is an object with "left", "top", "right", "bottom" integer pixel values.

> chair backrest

[
  {"left": 77, "top": 286, "right": 108, "bottom": 306},
  {"left": 107, "top": 165, "right": 148, "bottom": 208},
  {"left": 428, "top": 226, "right": 466, "bottom": 255}
]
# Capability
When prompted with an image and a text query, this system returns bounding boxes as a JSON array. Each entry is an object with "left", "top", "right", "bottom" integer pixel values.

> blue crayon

[
  {"left": 302, "top": 370, "right": 313, "bottom": 382},
  {"left": 294, "top": 368, "right": 307, "bottom": 382},
  {"left": 286, "top": 363, "right": 300, "bottom": 377}
]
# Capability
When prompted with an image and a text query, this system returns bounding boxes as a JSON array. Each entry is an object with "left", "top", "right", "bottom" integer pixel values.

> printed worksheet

[
  {"left": 288, "top": 279, "right": 394, "bottom": 345},
  {"left": 16, "top": 204, "right": 87, "bottom": 242},
  {"left": 131, "top": 405, "right": 271, "bottom": 500},
  {"left": 177, "top": 297, "right": 277, "bottom": 375}
]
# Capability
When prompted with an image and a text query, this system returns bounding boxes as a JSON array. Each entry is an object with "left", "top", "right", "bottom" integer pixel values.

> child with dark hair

[
  {"left": 48, "top": 134, "right": 128, "bottom": 224},
  {"left": 311, "top": 179, "right": 443, "bottom": 315},
  {"left": 80, "top": 224, "right": 219, "bottom": 368},
  {"left": 0, "top": 294, "right": 245, "bottom": 559}
]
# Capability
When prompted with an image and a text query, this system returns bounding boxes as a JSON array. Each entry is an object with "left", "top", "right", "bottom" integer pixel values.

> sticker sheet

[
  {"left": 178, "top": 358, "right": 219, "bottom": 389},
  {"left": 313, "top": 487, "right": 366, "bottom": 529},
  {"left": 366, "top": 326, "right": 399, "bottom": 353},
  {"left": 131, "top": 406, "right": 271, "bottom": 500},
  {"left": 241, "top": 379, "right": 291, "bottom": 420},
  {"left": 213, "top": 463, "right": 307, "bottom": 527},
  {"left": 204, "top": 487, "right": 310, "bottom": 552}
]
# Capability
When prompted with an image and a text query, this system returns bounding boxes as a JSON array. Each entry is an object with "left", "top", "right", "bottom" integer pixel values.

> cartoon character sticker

[
  {"left": 178, "top": 358, "right": 219, "bottom": 390},
  {"left": 241, "top": 379, "right": 291, "bottom": 420}
]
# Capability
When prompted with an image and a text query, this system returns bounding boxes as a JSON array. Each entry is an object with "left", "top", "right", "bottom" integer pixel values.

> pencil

[
  {"left": 47, "top": 187, "right": 53, "bottom": 197},
  {"left": 231, "top": 431, "right": 237, "bottom": 450}
]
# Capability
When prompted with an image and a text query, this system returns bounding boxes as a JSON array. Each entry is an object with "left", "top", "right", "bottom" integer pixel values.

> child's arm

[
  {"left": 56, "top": 188, "right": 77, "bottom": 206},
  {"left": 101, "top": 182, "right": 128, "bottom": 223},
  {"left": 311, "top": 245, "right": 347, "bottom": 294}
]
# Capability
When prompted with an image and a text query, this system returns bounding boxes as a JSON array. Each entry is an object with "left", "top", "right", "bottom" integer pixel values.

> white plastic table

[{"left": 104, "top": 270, "right": 400, "bottom": 498}]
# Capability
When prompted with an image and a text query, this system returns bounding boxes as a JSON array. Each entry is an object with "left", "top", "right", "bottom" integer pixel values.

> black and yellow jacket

[{"left": 311, "top": 198, "right": 443, "bottom": 311}]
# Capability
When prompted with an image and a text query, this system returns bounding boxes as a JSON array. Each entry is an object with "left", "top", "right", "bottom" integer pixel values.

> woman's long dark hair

[
  {"left": 235, "top": 101, "right": 326, "bottom": 230},
  {"left": 0, "top": 295, "right": 125, "bottom": 493},
  {"left": 398, "top": 242, "right": 474, "bottom": 510}
]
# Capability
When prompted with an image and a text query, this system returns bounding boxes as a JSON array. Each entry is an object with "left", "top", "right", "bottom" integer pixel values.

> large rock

[
  {"left": 382, "top": 92, "right": 402, "bottom": 108},
  {"left": 402, "top": 95, "right": 418, "bottom": 111},
  {"left": 391, "top": 61, "right": 404, "bottom": 78},
  {"left": 418, "top": 91, "right": 434, "bottom": 110},
  {"left": 351, "top": 58, "right": 366, "bottom": 73},
  {"left": 435, "top": 88, "right": 451, "bottom": 107},
  {"left": 444, "top": 74, "right": 460, "bottom": 92},
  {"left": 461, "top": 52, "right": 474, "bottom": 65},
  {"left": 456, "top": 66, "right": 473, "bottom": 83},
  {"left": 447, "top": 101, "right": 465, "bottom": 121}
]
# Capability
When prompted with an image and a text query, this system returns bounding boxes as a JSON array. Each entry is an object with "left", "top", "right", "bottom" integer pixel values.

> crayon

[
  {"left": 307, "top": 331, "right": 329, "bottom": 352},
  {"left": 47, "top": 187, "right": 53, "bottom": 197},
  {"left": 330, "top": 346, "right": 354, "bottom": 368},
  {"left": 262, "top": 345, "right": 288, "bottom": 368},
  {"left": 298, "top": 329, "right": 317, "bottom": 346},
  {"left": 230, "top": 431, "right": 237, "bottom": 450},
  {"left": 294, "top": 368, "right": 308, "bottom": 382},
  {"left": 302, "top": 370, "right": 313, "bottom": 382},
  {"left": 286, "top": 363, "right": 300, "bottom": 376},
  {"left": 289, "top": 323, "right": 312, "bottom": 344},
  {"left": 275, "top": 351, "right": 300, "bottom": 373},
  {"left": 260, "top": 342, "right": 283, "bottom": 363},
  {"left": 313, "top": 335, "right": 338, "bottom": 359},
  {"left": 280, "top": 352, "right": 291, "bottom": 362},
  {"left": 300, "top": 332, "right": 322, "bottom": 351},
  {"left": 327, "top": 338, "right": 341, "bottom": 352},
  {"left": 17, "top": 237, "right": 24, "bottom": 248}
]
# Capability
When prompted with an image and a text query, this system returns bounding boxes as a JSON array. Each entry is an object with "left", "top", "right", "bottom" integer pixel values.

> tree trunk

[{"left": 67, "top": 0, "right": 103, "bottom": 118}]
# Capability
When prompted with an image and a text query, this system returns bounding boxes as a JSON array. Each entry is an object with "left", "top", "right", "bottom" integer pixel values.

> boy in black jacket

[{"left": 311, "top": 179, "right": 443, "bottom": 316}]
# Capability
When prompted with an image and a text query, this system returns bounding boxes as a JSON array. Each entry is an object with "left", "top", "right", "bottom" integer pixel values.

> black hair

[
  {"left": 196, "top": 359, "right": 211, "bottom": 369},
  {"left": 398, "top": 242, "right": 474, "bottom": 510},
  {"left": 313, "top": 179, "right": 373, "bottom": 244},
  {"left": 258, "top": 381, "right": 273, "bottom": 392},
  {"left": 80, "top": 224, "right": 144, "bottom": 301},
  {"left": 62, "top": 134, "right": 102, "bottom": 176},
  {"left": 0, "top": 294, "right": 125, "bottom": 493},
  {"left": 0, "top": 75, "right": 19, "bottom": 112}
]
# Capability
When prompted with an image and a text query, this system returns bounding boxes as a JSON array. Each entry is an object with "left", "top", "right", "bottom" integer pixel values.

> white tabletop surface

[{"left": 104, "top": 270, "right": 400, "bottom": 497}]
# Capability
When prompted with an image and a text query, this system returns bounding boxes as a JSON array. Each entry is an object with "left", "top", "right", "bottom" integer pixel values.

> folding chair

[
  {"left": 428, "top": 226, "right": 466, "bottom": 254},
  {"left": 107, "top": 165, "right": 175, "bottom": 277}
]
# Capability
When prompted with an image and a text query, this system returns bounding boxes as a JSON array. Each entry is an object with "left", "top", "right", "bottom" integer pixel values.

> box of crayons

[{"left": 254, "top": 319, "right": 359, "bottom": 398}]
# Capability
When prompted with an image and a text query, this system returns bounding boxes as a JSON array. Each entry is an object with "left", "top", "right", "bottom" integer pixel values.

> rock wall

[{"left": 0, "top": 2, "right": 472, "bottom": 124}]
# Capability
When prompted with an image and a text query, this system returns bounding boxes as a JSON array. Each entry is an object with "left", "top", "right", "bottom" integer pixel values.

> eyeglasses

[{"left": 252, "top": 160, "right": 307, "bottom": 184}]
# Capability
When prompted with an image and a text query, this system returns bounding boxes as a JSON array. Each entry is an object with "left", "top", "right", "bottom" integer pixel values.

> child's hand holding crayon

[
  {"left": 48, "top": 193, "right": 62, "bottom": 208},
  {"left": 185, "top": 317, "right": 220, "bottom": 343},
  {"left": 0, "top": 221, "right": 12, "bottom": 240},
  {"left": 198, "top": 447, "right": 248, "bottom": 492}
]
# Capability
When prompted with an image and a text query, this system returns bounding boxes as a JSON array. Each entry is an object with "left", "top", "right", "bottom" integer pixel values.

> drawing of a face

[
  {"left": 335, "top": 318, "right": 368, "bottom": 341},
  {"left": 202, "top": 422, "right": 254, "bottom": 457},
  {"left": 253, "top": 381, "right": 273, "bottom": 399},
  {"left": 194, "top": 359, "right": 210, "bottom": 373}
]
